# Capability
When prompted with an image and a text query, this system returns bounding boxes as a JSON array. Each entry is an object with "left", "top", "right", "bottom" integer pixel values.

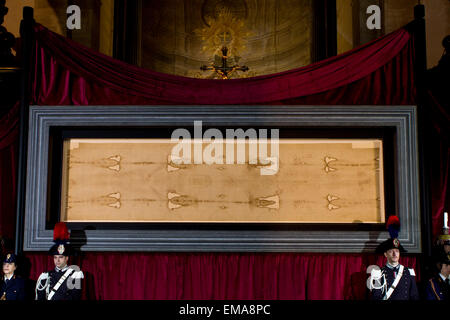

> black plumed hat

[
  {"left": 48, "top": 222, "right": 72, "bottom": 256},
  {"left": 375, "top": 215, "right": 407, "bottom": 253}
]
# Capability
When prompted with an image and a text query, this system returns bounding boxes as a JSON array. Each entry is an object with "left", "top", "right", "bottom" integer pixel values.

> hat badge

[
  {"left": 393, "top": 238, "right": 399, "bottom": 248},
  {"left": 57, "top": 244, "right": 65, "bottom": 255},
  {"left": 6, "top": 254, "right": 11, "bottom": 260}
]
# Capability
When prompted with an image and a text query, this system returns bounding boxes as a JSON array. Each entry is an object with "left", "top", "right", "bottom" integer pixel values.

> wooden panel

[{"left": 61, "top": 138, "right": 385, "bottom": 224}]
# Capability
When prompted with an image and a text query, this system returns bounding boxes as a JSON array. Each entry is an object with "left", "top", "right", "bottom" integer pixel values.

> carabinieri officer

[
  {"left": 369, "top": 215, "right": 419, "bottom": 300},
  {"left": 1, "top": 253, "right": 25, "bottom": 300},
  {"left": 35, "top": 222, "right": 84, "bottom": 300}
]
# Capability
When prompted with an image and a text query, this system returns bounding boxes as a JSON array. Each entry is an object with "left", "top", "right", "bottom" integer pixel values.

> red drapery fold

[
  {"left": 426, "top": 90, "right": 450, "bottom": 238},
  {"left": 1, "top": 23, "right": 446, "bottom": 299},
  {"left": 31, "top": 24, "right": 415, "bottom": 106},
  {"left": 0, "top": 103, "right": 19, "bottom": 241}
]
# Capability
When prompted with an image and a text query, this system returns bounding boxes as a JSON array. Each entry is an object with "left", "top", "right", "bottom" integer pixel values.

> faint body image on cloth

[{"left": 61, "top": 138, "right": 385, "bottom": 224}]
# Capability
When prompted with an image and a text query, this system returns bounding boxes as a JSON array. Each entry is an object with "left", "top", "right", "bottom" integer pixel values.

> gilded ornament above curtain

[{"left": 196, "top": 8, "right": 251, "bottom": 79}]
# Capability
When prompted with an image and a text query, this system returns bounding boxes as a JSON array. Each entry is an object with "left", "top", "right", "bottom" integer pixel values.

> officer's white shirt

[
  {"left": 55, "top": 265, "right": 69, "bottom": 272},
  {"left": 4, "top": 274, "right": 14, "bottom": 281},
  {"left": 439, "top": 273, "right": 449, "bottom": 281},
  {"left": 385, "top": 263, "right": 416, "bottom": 276},
  {"left": 385, "top": 262, "right": 400, "bottom": 269}
]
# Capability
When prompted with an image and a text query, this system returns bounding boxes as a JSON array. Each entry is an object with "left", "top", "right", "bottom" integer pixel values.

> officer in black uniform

[
  {"left": 425, "top": 250, "right": 450, "bottom": 300},
  {"left": 369, "top": 215, "right": 419, "bottom": 300},
  {"left": 35, "top": 222, "right": 84, "bottom": 300},
  {"left": 1, "top": 253, "right": 25, "bottom": 300}
]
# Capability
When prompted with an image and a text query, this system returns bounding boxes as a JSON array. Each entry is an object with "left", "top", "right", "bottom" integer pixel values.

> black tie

[
  {"left": 4, "top": 279, "right": 9, "bottom": 285},
  {"left": 445, "top": 278, "right": 449, "bottom": 286},
  {"left": 393, "top": 266, "right": 399, "bottom": 275}
]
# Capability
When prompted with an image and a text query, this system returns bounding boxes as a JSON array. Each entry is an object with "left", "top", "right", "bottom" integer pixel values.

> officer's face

[
  {"left": 53, "top": 255, "right": 69, "bottom": 269},
  {"left": 384, "top": 248, "right": 400, "bottom": 264},
  {"left": 444, "top": 244, "right": 450, "bottom": 254},
  {"left": 441, "top": 263, "right": 450, "bottom": 277},
  {"left": 2, "top": 262, "right": 16, "bottom": 276}
]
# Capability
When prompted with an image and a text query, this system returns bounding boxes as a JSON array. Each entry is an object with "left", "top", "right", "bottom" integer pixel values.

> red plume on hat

[
  {"left": 53, "top": 222, "right": 70, "bottom": 244},
  {"left": 386, "top": 215, "right": 400, "bottom": 239}
]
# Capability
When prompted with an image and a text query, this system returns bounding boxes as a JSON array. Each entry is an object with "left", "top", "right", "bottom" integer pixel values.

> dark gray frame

[{"left": 23, "top": 105, "right": 421, "bottom": 253}]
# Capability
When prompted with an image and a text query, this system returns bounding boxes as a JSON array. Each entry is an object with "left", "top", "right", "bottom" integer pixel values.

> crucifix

[
  {"left": 218, "top": 31, "right": 232, "bottom": 44},
  {"left": 200, "top": 46, "right": 249, "bottom": 79}
]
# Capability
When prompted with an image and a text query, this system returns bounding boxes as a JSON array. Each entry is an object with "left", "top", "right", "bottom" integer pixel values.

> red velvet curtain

[
  {"left": 0, "top": 104, "right": 18, "bottom": 242},
  {"left": 426, "top": 90, "right": 450, "bottom": 238},
  {"left": 1, "top": 24, "right": 445, "bottom": 299},
  {"left": 24, "top": 252, "right": 419, "bottom": 300},
  {"left": 31, "top": 24, "right": 415, "bottom": 106}
]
